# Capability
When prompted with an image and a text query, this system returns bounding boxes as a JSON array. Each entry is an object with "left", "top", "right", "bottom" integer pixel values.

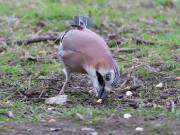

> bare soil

[
  {"left": 12, "top": 72, "right": 180, "bottom": 109},
  {"left": 1, "top": 117, "right": 180, "bottom": 135},
  {"left": 1, "top": 73, "right": 179, "bottom": 135}
]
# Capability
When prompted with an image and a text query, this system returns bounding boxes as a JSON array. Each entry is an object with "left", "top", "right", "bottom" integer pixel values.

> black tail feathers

[{"left": 71, "top": 16, "right": 91, "bottom": 29}]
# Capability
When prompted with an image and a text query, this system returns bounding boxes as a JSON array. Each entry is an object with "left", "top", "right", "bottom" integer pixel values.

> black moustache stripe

[
  {"left": 96, "top": 71, "right": 105, "bottom": 99},
  {"left": 60, "top": 28, "right": 72, "bottom": 43}
]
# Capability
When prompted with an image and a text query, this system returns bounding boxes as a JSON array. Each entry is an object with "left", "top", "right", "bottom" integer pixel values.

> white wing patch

[{"left": 58, "top": 42, "right": 64, "bottom": 57}]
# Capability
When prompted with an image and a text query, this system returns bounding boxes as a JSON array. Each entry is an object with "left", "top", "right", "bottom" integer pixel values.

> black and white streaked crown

[{"left": 71, "top": 16, "right": 91, "bottom": 29}]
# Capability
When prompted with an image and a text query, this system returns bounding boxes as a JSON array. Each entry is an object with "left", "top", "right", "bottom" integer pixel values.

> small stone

[
  {"left": 40, "top": 119, "right": 46, "bottom": 122},
  {"left": 81, "top": 127, "right": 95, "bottom": 131},
  {"left": 26, "top": 128, "right": 31, "bottom": 132},
  {"left": 88, "top": 90, "right": 93, "bottom": 94},
  {"left": 96, "top": 99, "right": 102, "bottom": 104},
  {"left": 156, "top": 82, "right": 163, "bottom": 88},
  {"left": 124, "top": 86, "right": 130, "bottom": 90},
  {"left": 135, "top": 127, "right": 144, "bottom": 131},
  {"left": 175, "top": 77, "right": 180, "bottom": 80},
  {"left": 123, "top": 113, "right": 132, "bottom": 119},
  {"left": 45, "top": 95, "right": 67, "bottom": 105},
  {"left": 47, "top": 107, "right": 55, "bottom": 111},
  {"left": 49, "top": 128, "right": 60, "bottom": 132},
  {"left": 7, "top": 111, "right": 15, "bottom": 118},
  {"left": 38, "top": 50, "right": 47, "bottom": 56},
  {"left": 48, "top": 118, "right": 56, "bottom": 123},
  {"left": 88, "top": 131, "right": 98, "bottom": 135},
  {"left": 126, "top": 91, "right": 133, "bottom": 96},
  {"left": 6, "top": 100, "right": 11, "bottom": 104}
]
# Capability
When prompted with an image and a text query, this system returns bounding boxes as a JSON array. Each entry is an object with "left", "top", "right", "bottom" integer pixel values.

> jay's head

[{"left": 96, "top": 65, "right": 120, "bottom": 100}]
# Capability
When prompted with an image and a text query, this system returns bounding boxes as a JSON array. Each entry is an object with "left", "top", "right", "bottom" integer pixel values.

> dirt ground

[
  {"left": 0, "top": 53, "right": 179, "bottom": 135},
  {"left": 1, "top": 74, "right": 180, "bottom": 135},
  {"left": 1, "top": 117, "right": 180, "bottom": 135},
  {"left": 12, "top": 72, "right": 180, "bottom": 109}
]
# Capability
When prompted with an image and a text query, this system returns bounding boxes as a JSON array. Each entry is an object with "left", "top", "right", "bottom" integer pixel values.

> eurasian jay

[{"left": 58, "top": 18, "right": 120, "bottom": 101}]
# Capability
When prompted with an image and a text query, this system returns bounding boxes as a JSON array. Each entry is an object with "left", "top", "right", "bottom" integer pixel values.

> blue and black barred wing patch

[
  {"left": 111, "top": 66, "right": 120, "bottom": 87},
  {"left": 71, "top": 16, "right": 91, "bottom": 29}
]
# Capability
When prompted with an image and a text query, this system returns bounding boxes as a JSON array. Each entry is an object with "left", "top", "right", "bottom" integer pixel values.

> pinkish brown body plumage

[{"left": 58, "top": 28, "right": 120, "bottom": 100}]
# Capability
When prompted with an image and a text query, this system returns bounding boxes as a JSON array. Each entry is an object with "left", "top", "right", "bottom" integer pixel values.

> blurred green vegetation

[{"left": 0, "top": 0, "right": 180, "bottom": 133}]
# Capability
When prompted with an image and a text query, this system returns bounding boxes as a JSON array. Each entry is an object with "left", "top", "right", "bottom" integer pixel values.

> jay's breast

[{"left": 62, "top": 57, "right": 86, "bottom": 74}]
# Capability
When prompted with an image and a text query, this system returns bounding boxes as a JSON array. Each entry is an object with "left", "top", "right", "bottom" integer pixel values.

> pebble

[
  {"left": 48, "top": 118, "right": 56, "bottom": 123},
  {"left": 47, "top": 107, "right": 55, "bottom": 111},
  {"left": 26, "top": 128, "right": 31, "bottom": 132},
  {"left": 7, "top": 111, "right": 15, "bottom": 118},
  {"left": 38, "top": 50, "right": 47, "bottom": 56},
  {"left": 155, "top": 82, "right": 163, "bottom": 88},
  {"left": 81, "top": 127, "right": 98, "bottom": 135},
  {"left": 81, "top": 127, "right": 95, "bottom": 131},
  {"left": 135, "top": 127, "right": 144, "bottom": 131},
  {"left": 88, "top": 90, "right": 93, "bottom": 94},
  {"left": 126, "top": 91, "right": 133, "bottom": 96},
  {"left": 96, "top": 99, "right": 102, "bottom": 104},
  {"left": 123, "top": 113, "right": 132, "bottom": 119},
  {"left": 88, "top": 131, "right": 98, "bottom": 135},
  {"left": 49, "top": 127, "right": 60, "bottom": 132}
]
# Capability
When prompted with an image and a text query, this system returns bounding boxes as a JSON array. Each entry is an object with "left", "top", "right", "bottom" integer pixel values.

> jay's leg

[
  {"left": 59, "top": 68, "right": 70, "bottom": 95},
  {"left": 88, "top": 75, "right": 99, "bottom": 97},
  {"left": 84, "top": 66, "right": 99, "bottom": 97}
]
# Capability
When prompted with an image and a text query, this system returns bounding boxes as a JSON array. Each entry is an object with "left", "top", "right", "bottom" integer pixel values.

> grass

[
  {"left": 0, "top": 100, "right": 179, "bottom": 124},
  {"left": 0, "top": 101, "right": 179, "bottom": 128},
  {"left": 134, "top": 107, "right": 180, "bottom": 120},
  {"left": 0, "top": 0, "right": 180, "bottom": 133},
  {"left": 60, "top": 105, "right": 116, "bottom": 124},
  {"left": 145, "top": 123, "right": 173, "bottom": 135},
  {"left": 0, "top": 101, "right": 48, "bottom": 123}
]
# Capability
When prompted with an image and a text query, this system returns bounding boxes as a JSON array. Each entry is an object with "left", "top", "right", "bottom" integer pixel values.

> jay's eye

[{"left": 104, "top": 73, "right": 111, "bottom": 81}]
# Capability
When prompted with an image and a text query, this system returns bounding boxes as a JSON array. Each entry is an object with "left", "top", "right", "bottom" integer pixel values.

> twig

[
  {"left": 46, "top": 86, "right": 60, "bottom": 91},
  {"left": 25, "top": 97, "right": 47, "bottom": 100},
  {"left": 16, "top": 36, "right": 59, "bottom": 45},
  {"left": 22, "top": 78, "right": 62, "bottom": 81},
  {"left": 166, "top": 100, "right": 175, "bottom": 112},
  {"left": 113, "top": 55, "right": 130, "bottom": 61},
  {"left": 119, "top": 75, "right": 131, "bottom": 89},
  {"left": 117, "top": 48, "right": 140, "bottom": 53},
  {"left": 6, "top": 34, "right": 62, "bottom": 45},
  {"left": 20, "top": 56, "right": 58, "bottom": 63},
  {"left": 39, "top": 89, "right": 46, "bottom": 98},
  {"left": 123, "top": 85, "right": 141, "bottom": 91},
  {"left": 111, "top": 48, "right": 140, "bottom": 53},
  {"left": 132, "top": 37, "right": 155, "bottom": 45},
  {"left": 28, "top": 77, "right": 31, "bottom": 90},
  {"left": 170, "top": 100, "right": 175, "bottom": 112},
  {"left": 127, "top": 64, "right": 144, "bottom": 73},
  {"left": 119, "top": 79, "right": 128, "bottom": 89}
]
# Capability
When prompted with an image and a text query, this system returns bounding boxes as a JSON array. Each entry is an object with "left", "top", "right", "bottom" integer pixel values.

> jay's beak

[{"left": 98, "top": 87, "right": 108, "bottom": 100}]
